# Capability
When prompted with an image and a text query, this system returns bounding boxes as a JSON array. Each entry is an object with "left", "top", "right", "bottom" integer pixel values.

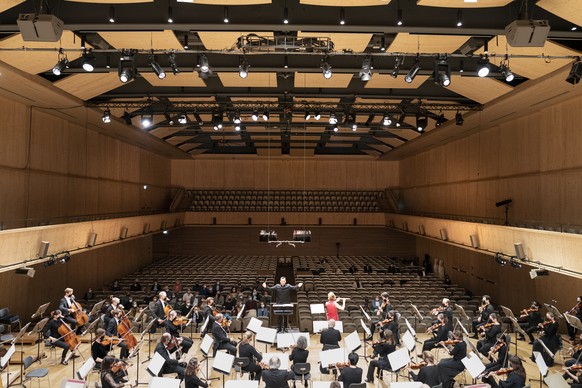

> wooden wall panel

[
  {"left": 30, "top": 111, "right": 70, "bottom": 174},
  {"left": 0, "top": 170, "right": 28, "bottom": 228},
  {"left": 184, "top": 212, "right": 386, "bottom": 226},
  {"left": 0, "top": 95, "right": 29, "bottom": 169}
]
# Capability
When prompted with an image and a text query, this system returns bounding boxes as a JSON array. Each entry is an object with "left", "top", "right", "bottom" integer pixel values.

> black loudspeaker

[
  {"left": 248, "top": 217, "right": 252, "bottom": 225},
  {"left": 318, "top": 218, "right": 322, "bottom": 225},
  {"left": 212, "top": 217, "right": 216, "bottom": 225},
  {"left": 353, "top": 218, "right": 357, "bottom": 225},
  {"left": 39, "top": 241, "right": 50, "bottom": 257},
  {"left": 87, "top": 233, "right": 97, "bottom": 247},
  {"left": 120, "top": 227, "right": 128, "bottom": 239}
]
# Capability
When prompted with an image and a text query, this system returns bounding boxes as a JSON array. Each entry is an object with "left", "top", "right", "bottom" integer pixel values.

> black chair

[
  {"left": 233, "top": 357, "right": 250, "bottom": 379},
  {"left": 349, "top": 384, "right": 367, "bottom": 388},
  {"left": 23, "top": 355, "right": 51, "bottom": 387},
  {"left": 0, "top": 308, "right": 20, "bottom": 334},
  {"left": 292, "top": 362, "right": 311, "bottom": 387}
]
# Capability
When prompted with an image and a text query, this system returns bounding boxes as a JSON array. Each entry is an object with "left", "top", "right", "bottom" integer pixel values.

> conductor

[{"left": 262, "top": 277, "right": 303, "bottom": 332}]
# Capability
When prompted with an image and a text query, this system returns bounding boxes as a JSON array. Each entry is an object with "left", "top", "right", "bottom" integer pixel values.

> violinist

[
  {"left": 518, "top": 301, "right": 543, "bottom": 344},
  {"left": 203, "top": 297, "right": 216, "bottom": 321},
  {"left": 483, "top": 355, "right": 526, "bottom": 388},
  {"left": 100, "top": 356, "right": 134, "bottom": 388},
  {"left": 567, "top": 296, "right": 582, "bottom": 341},
  {"left": 531, "top": 312, "right": 560, "bottom": 367},
  {"left": 325, "top": 292, "right": 346, "bottom": 321},
  {"left": 106, "top": 310, "right": 130, "bottom": 360},
  {"left": 338, "top": 352, "right": 363, "bottom": 388},
  {"left": 289, "top": 335, "right": 309, "bottom": 366},
  {"left": 154, "top": 333, "right": 186, "bottom": 379},
  {"left": 150, "top": 291, "right": 170, "bottom": 333},
  {"left": 238, "top": 331, "right": 263, "bottom": 381},
  {"left": 423, "top": 313, "right": 452, "bottom": 352},
  {"left": 408, "top": 351, "right": 440, "bottom": 388},
  {"left": 44, "top": 310, "right": 79, "bottom": 365},
  {"left": 365, "top": 329, "right": 396, "bottom": 383},
  {"left": 58, "top": 288, "right": 80, "bottom": 330},
  {"left": 366, "top": 292, "right": 393, "bottom": 341},
  {"left": 184, "top": 357, "right": 209, "bottom": 388},
  {"left": 380, "top": 310, "right": 400, "bottom": 345},
  {"left": 437, "top": 330, "right": 467, "bottom": 388},
  {"left": 482, "top": 333, "right": 509, "bottom": 376},
  {"left": 261, "top": 356, "right": 295, "bottom": 388},
  {"left": 431, "top": 298, "right": 454, "bottom": 322},
  {"left": 92, "top": 329, "right": 129, "bottom": 383},
  {"left": 477, "top": 313, "right": 502, "bottom": 357},
  {"left": 563, "top": 364, "right": 582, "bottom": 388},
  {"left": 211, "top": 313, "right": 237, "bottom": 355},
  {"left": 471, "top": 295, "right": 494, "bottom": 338},
  {"left": 164, "top": 310, "right": 193, "bottom": 355},
  {"left": 564, "top": 333, "right": 582, "bottom": 372}
]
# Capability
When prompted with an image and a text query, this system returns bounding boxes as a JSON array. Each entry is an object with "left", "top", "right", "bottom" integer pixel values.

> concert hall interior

[{"left": 0, "top": 0, "right": 582, "bottom": 387}]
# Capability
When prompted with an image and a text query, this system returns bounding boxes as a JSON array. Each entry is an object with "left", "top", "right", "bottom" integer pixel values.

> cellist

[
  {"left": 58, "top": 288, "right": 79, "bottom": 330},
  {"left": 106, "top": 309, "right": 130, "bottom": 360},
  {"left": 44, "top": 310, "right": 79, "bottom": 365}
]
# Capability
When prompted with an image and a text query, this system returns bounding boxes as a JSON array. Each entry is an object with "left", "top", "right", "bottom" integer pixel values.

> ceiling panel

[
  {"left": 298, "top": 32, "right": 372, "bottom": 52},
  {"left": 0, "top": 0, "right": 24, "bottom": 13},
  {"left": 376, "top": 137, "right": 403, "bottom": 148},
  {"left": 142, "top": 72, "right": 207, "bottom": 87},
  {"left": 198, "top": 32, "right": 273, "bottom": 50},
  {"left": 369, "top": 143, "right": 392, "bottom": 153},
  {"left": 149, "top": 127, "right": 184, "bottom": 138},
  {"left": 537, "top": 0, "right": 582, "bottom": 27},
  {"left": 294, "top": 73, "right": 353, "bottom": 88},
  {"left": 54, "top": 73, "right": 125, "bottom": 100},
  {"left": 98, "top": 30, "right": 182, "bottom": 50},
  {"left": 0, "top": 31, "right": 83, "bottom": 75},
  {"left": 387, "top": 129, "right": 420, "bottom": 141},
  {"left": 166, "top": 136, "right": 196, "bottom": 145},
  {"left": 67, "top": 0, "right": 152, "bottom": 2},
  {"left": 218, "top": 72, "right": 278, "bottom": 87},
  {"left": 388, "top": 33, "right": 471, "bottom": 54},
  {"left": 188, "top": 0, "right": 271, "bottom": 4},
  {"left": 290, "top": 148, "right": 315, "bottom": 156},
  {"left": 300, "top": 0, "right": 392, "bottom": 5},
  {"left": 290, "top": 135, "right": 321, "bottom": 141},
  {"left": 417, "top": 0, "right": 512, "bottom": 8},
  {"left": 364, "top": 74, "right": 430, "bottom": 89},
  {"left": 446, "top": 75, "right": 513, "bottom": 104}
]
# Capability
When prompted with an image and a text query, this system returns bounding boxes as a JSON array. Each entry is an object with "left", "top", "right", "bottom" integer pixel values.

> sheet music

[
  {"left": 236, "top": 305, "right": 246, "bottom": 320},
  {"left": 388, "top": 347, "right": 410, "bottom": 371},
  {"left": 200, "top": 316, "right": 210, "bottom": 333},
  {"left": 310, "top": 304, "right": 325, "bottom": 314},
  {"left": 462, "top": 352, "right": 486, "bottom": 378},
  {"left": 146, "top": 352, "right": 166, "bottom": 376},
  {"left": 534, "top": 351, "right": 549, "bottom": 377},
  {"left": 402, "top": 330, "right": 416, "bottom": 351},
  {"left": 247, "top": 317, "right": 263, "bottom": 334},
  {"left": 344, "top": 330, "right": 361, "bottom": 352},
  {"left": 360, "top": 319, "right": 371, "bottom": 336},
  {"left": 312, "top": 383, "right": 344, "bottom": 388},
  {"left": 389, "top": 383, "right": 423, "bottom": 388},
  {"left": 256, "top": 326, "right": 277, "bottom": 344},
  {"left": 405, "top": 318, "right": 416, "bottom": 337},
  {"left": 200, "top": 335, "right": 214, "bottom": 355},
  {"left": 212, "top": 351, "right": 235, "bottom": 374},
  {"left": 545, "top": 372, "right": 571, "bottom": 388},
  {"left": 148, "top": 377, "right": 181, "bottom": 388},
  {"left": 319, "top": 347, "right": 348, "bottom": 367},
  {"left": 77, "top": 357, "right": 96, "bottom": 380},
  {"left": 277, "top": 333, "right": 310, "bottom": 348},
  {"left": 225, "top": 381, "right": 259, "bottom": 388},
  {"left": 359, "top": 305, "right": 371, "bottom": 321},
  {"left": 0, "top": 345, "right": 15, "bottom": 367}
]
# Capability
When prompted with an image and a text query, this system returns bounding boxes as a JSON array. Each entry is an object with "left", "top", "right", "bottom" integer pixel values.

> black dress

[
  {"left": 184, "top": 374, "right": 208, "bottom": 388},
  {"left": 438, "top": 341, "right": 467, "bottom": 388}
]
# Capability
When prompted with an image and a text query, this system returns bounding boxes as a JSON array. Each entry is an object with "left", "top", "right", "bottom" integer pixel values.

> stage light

[
  {"left": 252, "top": 109, "right": 259, "bottom": 121},
  {"left": 566, "top": 58, "right": 582, "bottom": 85},
  {"left": 283, "top": 7, "right": 289, "bottom": 24},
  {"left": 314, "top": 111, "right": 321, "bottom": 120},
  {"left": 168, "top": 6, "right": 173, "bottom": 23},
  {"left": 510, "top": 260, "right": 522, "bottom": 269},
  {"left": 434, "top": 58, "right": 451, "bottom": 87},
  {"left": 455, "top": 111, "right": 464, "bottom": 126},
  {"left": 102, "top": 109, "right": 111, "bottom": 123},
  {"left": 435, "top": 114, "right": 446, "bottom": 127},
  {"left": 382, "top": 114, "right": 392, "bottom": 126},
  {"left": 178, "top": 113, "right": 187, "bottom": 124},
  {"left": 391, "top": 56, "right": 402, "bottom": 78},
  {"left": 60, "top": 252, "right": 71, "bottom": 264},
  {"left": 322, "top": 60, "right": 332, "bottom": 79},
  {"left": 339, "top": 8, "right": 345, "bottom": 25},
  {"left": 233, "top": 112, "right": 242, "bottom": 124},
  {"left": 329, "top": 114, "right": 338, "bottom": 125},
  {"left": 109, "top": 6, "right": 115, "bottom": 23},
  {"left": 304, "top": 112, "right": 311, "bottom": 120},
  {"left": 141, "top": 114, "right": 153, "bottom": 128},
  {"left": 379, "top": 36, "right": 386, "bottom": 52},
  {"left": 168, "top": 53, "right": 179, "bottom": 75},
  {"left": 349, "top": 113, "right": 357, "bottom": 131},
  {"left": 199, "top": 55, "right": 210, "bottom": 73},
  {"left": 118, "top": 52, "right": 135, "bottom": 83},
  {"left": 213, "top": 112, "right": 223, "bottom": 130},
  {"left": 459, "top": 60, "right": 464, "bottom": 73},
  {"left": 224, "top": 6, "right": 229, "bottom": 23},
  {"left": 359, "top": 58, "right": 373, "bottom": 81},
  {"left": 456, "top": 9, "right": 463, "bottom": 27},
  {"left": 397, "top": 8, "right": 403, "bottom": 26},
  {"left": 183, "top": 34, "right": 189, "bottom": 49},
  {"left": 495, "top": 253, "right": 507, "bottom": 266},
  {"left": 500, "top": 64, "right": 514, "bottom": 82},
  {"left": 122, "top": 110, "right": 132, "bottom": 125},
  {"left": 405, "top": 58, "right": 420, "bottom": 83},
  {"left": 365, "top": 114, "right": 375, "bottom": 127},
  {"left": 235, "top": 124, "right": 241, "bottom": 131},
  {"left": 150, "top": 57, "right": 166, "bottom": 79},
  {"left": 477, "top": 57, "right": 490, "bottom": 77},
  {"left": 52, "top": 58, "right": 68, "bottom": 76},
  {"left": 284, "top": 55, "right": 289, "bottom": 69},
  {"left": 81, "top": 51, "right": 95, "bottom": 72},
  {"left": 164, "top": 112, "right": 174, "bottom": 125},
  {"left": 239, "top": 58, "right": 249, "bottom": 79},
  {"left": 193, "top": 113, "right": 203, "bottom": 125},
  {"left": 397, "top": 113, "right": 405, "bottom": 127},
  {"left": 262, "top": 110, "right": 270, "bottom": 121},
  {"left": 416, "top": 115, "right": 427, "bottom": 132},
  {"left": 333, "top": 125, "right": 339, "bottom": 132}
]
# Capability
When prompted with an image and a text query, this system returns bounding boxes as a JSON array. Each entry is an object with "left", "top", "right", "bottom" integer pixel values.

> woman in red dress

[{"left": 325, "top": 292, "right": 347, "bottom": 321}]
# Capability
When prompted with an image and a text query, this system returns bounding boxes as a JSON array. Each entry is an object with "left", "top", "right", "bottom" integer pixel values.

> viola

[
  {"left": 441, "top": 339, "right": 461, "bottom": 346},
  {"left": 101, "top": 336, "right": 122, "bottom": 346},
  {"left": 58, "top": 319, "right": 81, "bottom": 351},
  {"left": 173, "top": 316, "right": 190, "bottom": 326},
  {"left": 111, "top": 359, "right": 132, "bottom": 373},
  {"left": 569, "top": 364, "right": 582, "bottom": 371},
  {"left": 163, "top": 303, "right": 172, "bottom": 318},
  {"left": 489, "top": 341, "right": 506, "bottom": 355},
  {"left": 117, "top": 310, "right": 138, "bottom": 349},
  {"left": 376, "top": 317, "right": 394, "bottom": 327},
  {"left": 329, "top": 362, "right": 350, "bottom": 369},
  {"left": 426, "top": 322, "right": 445, "bottom": 333},
  {"left": 494, "top": 367, "right": 513, "bottom": 375},
  {"left": 410, "top": 362, "right": 428, "bottom": 370}
]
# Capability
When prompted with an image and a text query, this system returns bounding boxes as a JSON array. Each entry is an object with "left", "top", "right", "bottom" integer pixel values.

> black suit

[
  {"left": 477, "top": 324, "right": 501, "bottom": 356},
  {"left": 366, "top": 342, "right": 396, "bottom": 381},
  {"left": 267, "top": 284, "right": 299, "bottom": 331},
  {"left": 320, "top": 327, "right": 341, "bottom": 347},
  {"left": 211, "top": 322, "right": 236, "bottom": 355},
  {"left": 533, "top": 321, "right": 560, "bottom": 366},
  {"left": 163, "top": 320, "right": 193, "bottom": 354},
  {"left": 154, "top": 342, "right": 185, "bottom": 379},
  {"left": 423, "top": 322, "right": 452, "bottom": 351},
  {"left": 58, "top": 297, "right": 78, "bottom": 328},
  {"left": 339, "top": 366, "right": 363, "bottom": 387},
  {"left": 411, "top": 365, "right": 441, "bottom": 387},
  {"left": 472, "top": 304, "right": 494, "bottom": 334},
  {"left": 150, "top": 299, "right": 167, "bottom": 333},
  {"left": 185, "top": 375, "right": 208, "bottom": 388},
  {"left": 105, "top": 318, "right": 129, "bottom": 359},
  {"left": 262, "top": 368, "right": 295, "bottom": 388},
  {"left": 484, "top": 371, "right": 526, "bottom": 388},
  {"left": 238, "top": 342, "right": 263, "bottom": 380},
  {"left": 289, "top": 348, "right": 309, "bottom": 364}
]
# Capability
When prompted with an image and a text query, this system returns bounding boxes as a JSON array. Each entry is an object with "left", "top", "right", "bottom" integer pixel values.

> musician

[
  {"left": 432, "top": 298, "right": 454, "bottom": 322},
  {"left": 184, "top": 357, "right": 209, "bottom": 388},
  {"left": 531, "top": 312, "right": 560, "bottom": 367},
  {"left": 262, "top": 277, "right": 303, "bottom": 333},
  {"left": 483, "top": 355, "right": 526, "bottom": 388},
  {"left": 437, "top": 330, "right": 467, "bottom": 388},
  {"left": 409, "top": 351, "right": 440, "bottom": 388},
  {"left": 380, "top": 310, "right": 400, "bottom": 345},
  {"left": 154, "top": 333, "right": 186, "bottom": 379},
  {"left": 365, "top": 329, "right": 397, "bottom": 383},
  {"left": 91, "top": 328, "right": 111, "bottom": 369},
  {"left": 289, "top": 335, "right": 309, "bottom": 365},
  {"left": 563, "top": 364, "right": 582, "bottom": 388},
  {"left": 164, "top": 310, "right": 193, "bottom": 355},
  {"left": 104, "top": 297, "right": 121, "bottom": 328},
  {"left": 471, "top": 295, "right": 494, "bottom": 338},
  {"left": 106, "top": 309, "right": 130, "bottom": 360},
  {"left": 58, "top": 288, "right": 79, "bottom": 330},
  {"left": 211, "top": 313, "right": 236, "bottom": 355},
  {"left": 366, "top": 292, "right": 393, "bottom": 341},
  {"left": 238, "top": 331, "right": 263, "bottom": 380},
  {"left": 339, "top": 352, "right": 363, "bottom": 388},
  {"left": 262, "top": 356, "right": 295, "bottom": 388},
  {"left": 477, "top": 313, "right": 502, "bottom": 357},
  {"left": 564, "top": 333, "right": 582, "bottom": 372},
  {"left": 44, "top": 309, "right": 76, "bottom": 365},
  {"left": 203, "top": 297, "right": 217, "bottom": 321},
  {"left": 423, "top": 313, "right": 452, "bottom": 352},
  {"left": 518, "top": 301, "right": 543, "bottom": 344},
  {"left": 320, "top": 319, "right": 342, "bottom": 348},
  {"left": 482, "top": 333, "right": 509, "bottom": 376},
  {"left": 100, "top": 356, "right": 133, "bottom": 388},
  {"left": 567, "top": 296, "right": 582, "bottom": 341},
  {"left": 150, "top": 291, "right": 170, "bottom": 333},
  {"left": 325, "top": 292, "right": 346, "bottom": 321}
]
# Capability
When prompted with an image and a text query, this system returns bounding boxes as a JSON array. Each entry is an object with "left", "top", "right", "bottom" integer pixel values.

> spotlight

[
  {"left": 224, "top": 6, "right": 229, "bottom": 23},
  {"left": 477, "top": 56, "right": 490, "bottom": 77},
  {"left": 435, "top": 114, "right": 446, "bottom": 127},
  {"left": 382, "top": 114, "right": 392, "bottom": 126},
  {"left": 239, "top": 58, "right": 249, "bottom": 79},
  {"left": 252, "top": 109, "right": 259, "bottom": 121},
  {"left": 510, "top": 260, "right": 522, "bottom": 269},
  {"left": 118, "top": 52, "right": 135, "bottom": 83},
  {"left": 416, "top": 115, "right": 427, "bottom": 132},
  {"left": 168, "top": 6, "right": 173, "bottom": 23},
  {"left": 397, "top": 8, "right": 403, "bottom": 26},
  {"left": 141, "top": 114, "right": 153, "bottom": 128},
  {"left": 109, "top": 6, "right": 115, "bottom": 23},
  {"left": 359, "top": 58, "right": 373, "bottom": 81},
  {"left": 81, "top": 51, "right": 95, "bottom": 72},
  {"left": 193, "top": 113, "right": 203, "bottom": 125},
  {"left": 52, "top": 58, "right": 68, "bottom": 76},
  {"left": 333, "top": 125, "right": 339, "bottom": 132},
  {"left": 455, "top": 111, "right": 464, "bottom": 126},
  {"left": 213, "top": 112, "right": 223, "bottom": 130},
  {"left": 150, "top": 57, "right": 166, "bottom": 79},
  {"left": 348, "top": 113, "right": 357, "bottom": 131},
  {"left": 434, "top": 58, "right": 451, "bottom": 87},
  {"left": 102, "top": 109, "right": 111, "bottom": 123},
  {"left": 572, "top": 26, "right": 578, "bottom": 31},
  {"left": 235, "top": 124, "right": 241, "bottom": 131},
  {"left": 365, "top": 114, "right": 375, "bottom": 126},
  {"left": 262, "top": 110, "right": 270, "bottom": 121},
  {"left": 405, "top": 58, "right": 420, "bottom": 83},
  {"left": 44, "top": 255, "right": 57, "bottom": 268},
  {"left": 456, "top": 9, "right": 463, "bottom": 27},
  {"left": 314, "top": 111, "right": 321, "bottom": 120},
  {"left": 178, "top": 113, "right": 187, "bottom": 124},
  {"left": 329, "top": 114, "right": 338, "bottom": 125},
  {"left": 379, "top": 36, "right": 386, "bottom": 52},
  {"left": 199, "top": 55, "right": 210, "bottom": 73},
  {"left": 459, "top": 60, "right": 464, "bottom": 73},
  {"left": 500, "top": 64, "right": 514, "bottom": 82},
  {"left": 283, "top": 7, "right": 289, "bottom": 24},
  {"left": 397, "top": 113, "right": 405, "bottom": 127},
  {"left": 322, "top": 60, "right": 332, "bottom": 79},
  {"left": 183, "top": 34, "right": 189, "bottom": 49},
  {"left": 339, "top": 8, "right": 345, "bottom": 25},
  {"left": 391, "top": 56, "right": 402, "bottom": 78},
  {"left": 304, "top": 112, "right": 311, "bottom": 120},
  {"left": 284, "top": 55, "right": 289, "bottom": 69},
  {"left": 164, "top": 112, "right": 174, "bottom": 125},
  {"left": 168, "top": 53, "right": 179, "bottom": 75},
  {"left": 60, "top": 252, "right": 71, "bottom": 264},
  {"left": 233, "top": 112, "right": 242, "bottom": 124},
  {"left": 566, "top": 58, "right": 582, "bottom": 85},
  {"left": 495, "top": 253, "right": 507, "bottom": 266},
  {"left": 122, "top": 110, "right": 132, "bottom": 125}
]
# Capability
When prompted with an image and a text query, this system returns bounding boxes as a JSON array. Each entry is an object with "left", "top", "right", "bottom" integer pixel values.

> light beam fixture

[
  {"left": 233, "top": 111, "right": 242, "bottom": 124},
  {"left": 168, "top": 53, "right": 179, "bottom": 75},
  {"left": 397, "top": 8, "right": 403, "bottom": 26},
  {"left": 391, "top": 56, "right": 402, "bottom": 78},
  {"left": 284, "top": 55, "right": 289, "bottom": 69},
  {"left": 405, "top": 56, "right": 420, "bottom": 83},
  {"left": 455, "top": 111, "right": 464, "bottom": 125},
  {"left": 199, "top": 55, "right": 210, "bottom": 73},
  {"left": 314, "top": 111, "right": 321, "bottom": 120},
  {"left": 339, "top": 8, "right": 345, "bottom": 25},
  {"left": 252, "top": 109, "right": 259, "bottom": 121},
  {"left": 102, "top": 109, "right": 111, "bottom": 123},
  {"left": 477, "top": 56, "right": 490, "bottom": 77},
  {"left": 322, "top": 59, "right": 332, "bottom": 79},
  {"left": 329, "top": 113, "right": 338, "bottom": 125},
  {"left": 239, "top": 58, "right": 249, "bottom": 79},
  {"left": 456, "top": 9, "right": 463, "bottom": 27},
  {"left": 183, "top": 34, "right": 189, "bottom": 49},
  {"left": 223, "top": 6, "right": 229, "bottom": 23},
  {"left": 81, "top": 50, "right": 95, "bottom": 72},
  {"left": 262, "top": 110, "right": 270, "bottom": 121},
  {"left": 434, "top": 57, "right": 451, "bottom": 87},
  {"left": 118, "top": 51, "right": 136, "bottom": 83},
  {"left": 416, "top": 115, "right": 428, "bottom": 132},
  {"left": 213, "top": 112, "right": 223, "bottom": 130},
  {"left": 52, "top": 58, "right": 68, "bottom": 76},
  {"left": 566, "top": 57, "right": 582, "bottom": 85},
  {"left": 283, "top": 7, "right": 289, "bottom": 24},
  {"left": 359, "top": 57, "right": 373, "bottom": 81},
  {"left": 382, "top": 114, "right": 392, "bottom": 126},
  {"left": 435, "top": 113, "right": 446, "bottom": 127},
  {"left": 178, "top": 112, "right": 188, "bottom": 124},
  {"left": 141, "top": 114, "right": 153, "bottom": 128},
  {"left": 168, "top": 6, "right": 173, "bottom": 23},
  {"left": 150, "top": 56, "right": 166, "bottom": 79},
  {"left": 109, "top": 6, "right": 115, "bottom": 23}
]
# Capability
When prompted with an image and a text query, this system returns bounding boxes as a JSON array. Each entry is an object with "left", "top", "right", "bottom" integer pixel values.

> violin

[
  {"left": 570, "top": 344, "right": 582, "bottom": 355},
  {"left": 410, "top": 361, "right": 428, "bottom": 370},
  {"left": 539, "top": 320, "right": 553, "bottom": 328},
  {"left": 101, "top": 336, "right": 122, "bottom": 346},
  {"left": 111, "top": 359, "right": 132, "bottom": 373},
  {"left": 258, "top": 362, "right": 270, "bottom": 370},
  {"left": 330, "top": 362, "right": 350, "bottom": 369},
  {"left": 567, "top": 364, "right": 582, "bottom": 371},
  {"left": 440, "top": 339, "right": 461, "bottom": 346},
  {"left": 520, "top": 307, "right": 539, "bottom": 318},
  {"left": 371, "top": 339, "right": 388, "bottom": 346},
  {"left": 163, "top": 303, "right": 172, "bottom": 318},
  {"left": 376, "top": 317, "right": 394, "bottom": 326},
  {"left": 479, "top": 323, "right": 494, "bottom": 330},
  {"left": 568, "top": 302, "right": 582, "bottom": 314},
  {"left": 172, "top": 315, "right": 190, "bottom": 327},
  {"left": 494, "top": 367, "right": 513, "bottom": 375},
  {"left": 58, "top": 318, "right": 81, "bottom": 350},
  {"left": 488, "top": 341, "right": 506, "bottom": 355},
  {"left": 426, "top": 322, "right": 445, "bottom": 333}
]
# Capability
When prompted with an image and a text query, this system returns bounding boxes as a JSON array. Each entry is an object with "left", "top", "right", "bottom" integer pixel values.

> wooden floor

[{"left": 1, "top": 331, "right": 572, "bottom": 388}]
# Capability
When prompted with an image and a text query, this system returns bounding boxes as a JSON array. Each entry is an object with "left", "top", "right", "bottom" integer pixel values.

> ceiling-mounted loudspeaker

[
  {"left": 440, "top": 229, "right": 448, "bottom": 241},
  {"left": 143, "top": 223, "right": 150, "bottom": 234},
  {"left": 470, "top": 235, "right": 480, "bottom": 249},
  {"left": 120, "top": 227, "right": 128, "bottom": 240},
  {"left": 418, "top": 225, "right": 425, "bottom": 235},
  {"left": 39, "top": 241, "right": 50, "bottom": 258},
  {"left": 514, "top": 242, "right": 525, "bottom": 259},
  {"left": 161, "top": 220, "right": 167, "bottom": 230},
  {"left": 17, "top": 13, "right": 64, "bottom": 42},
  {"left": 529, "top": 268, "right": 549, "bottom": 279},
  {"left": 505, "top": 19, "right": 550, "bottom": 47},
  {"left": 15, "top": 267, "right": 35, "bottom": 278},
  {"left": 87, "top": 233, "right": 97, "bottom": 247}
]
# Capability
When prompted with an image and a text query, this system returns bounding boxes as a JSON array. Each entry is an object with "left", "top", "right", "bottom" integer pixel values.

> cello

[
  {"left": 70, "top": 295, "right": 89, "bottom": 327},
  {"left": 117, "top": 309, "right": 138, "bottom": 350},
  {"left": 58, "top": 319, "right": 81, "bottom": 351}
]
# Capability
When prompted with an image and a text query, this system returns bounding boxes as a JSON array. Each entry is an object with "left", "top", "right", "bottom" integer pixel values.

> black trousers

[{"left": 51, "top": 339, "right": 69, "bottom": 360}]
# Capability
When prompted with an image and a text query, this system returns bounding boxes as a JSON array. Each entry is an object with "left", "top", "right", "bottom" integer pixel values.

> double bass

[
  {"left": 58, "top": 319, "right": 81, "bottom": 351},
  {"left": 117, "top": 309, "right": 138, "bottom": 350}
]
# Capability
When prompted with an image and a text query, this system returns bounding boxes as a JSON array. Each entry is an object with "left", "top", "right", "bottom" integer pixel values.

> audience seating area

[{"left": 182, "top": 189, "right": 385, "bottom": 213}]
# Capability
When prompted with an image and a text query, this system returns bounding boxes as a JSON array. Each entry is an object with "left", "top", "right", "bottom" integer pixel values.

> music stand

[
  {"left": 402, "top": 330, "right": 417, "bottom": 360},
  {"left": 30, "top": 303, "right": 50, "bottom": 321},
  {"left": 272, "top": 303, "right": 295, "bottom": 332},
  {"left": 310, "top": 303, "right": 325, "bottom": 322},
  {"left": 199, "top": 334, "right": 217, "bottom": 382},
  {"left": 28, "top": 317, "right": 48, "bottom": 364},
  {"left": 146, "top": 352, "right": 165, "bottom": 377},
  {"left": 531, "top": 351, "right": 549, "bottom": 388},
  {"left": 76, "top": 357, "right": 96, "bottom": 381},
  {"left": 544, "top": 373, "right": 571, "bottom": 388},
  {"left": 236, "top": 305, "right": 246, "bottom": 339},
  {"left": 455, "top": 304, "right": 471, "bottom": 332},
  {"left": 132, "top": 307, "right": 148, "bottom": 333},
  {"left": 1, "top": 344, "right": 16, "bottom": 388},
  {"left": 506, "top": 316, "right": 526, "bottom": 354},
  {"left": 148, "top": 377, "right": 180, "bottom": 388},
  {"left": 344, "top": 330, "right": 361, "bottom": 353},
  {"left": 388, "top": 347, "right": 410, "bottom": 373},
  {"left": 256, "top": 326, "right": 277, "bottom": 352},
  {"left": 212, "top": 351, "right": 235, "bottom": 388},
  {"left": 404, "top": 318, "right": 420, "bottom": 345},
  {"left": 140, "top": 319, "right": 157, "bottom": 364},
  {"left": 360, "top": 319, "right": 372, "bottom": 362},
  {"left": 81, "top": 318, "right": 100, "bottom": 346},
  {"left": 128, "top": 338, "right": 147, "bottom": 386},
  {"left": 565, "top": 313, "right": 582, "bottom": 333},
  {"left": 463, "top": 337, "right": 486, "bottom": 363},
  {"left": 409, "top": 304, "right": 424, "bottom": 330},
  {"left": 462, "top": 352, "right": 486, "bottom": 381},
  {"left": 225, "top": 381, "right": 259, "bottom": 388},
  {"left": 544, "top": 304, "right": 563, "bottom": 319}
]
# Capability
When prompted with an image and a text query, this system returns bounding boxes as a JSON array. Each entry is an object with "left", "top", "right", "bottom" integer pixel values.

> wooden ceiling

[{"left": 0, "top": 0, "right": 580, "bottom": 159}]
